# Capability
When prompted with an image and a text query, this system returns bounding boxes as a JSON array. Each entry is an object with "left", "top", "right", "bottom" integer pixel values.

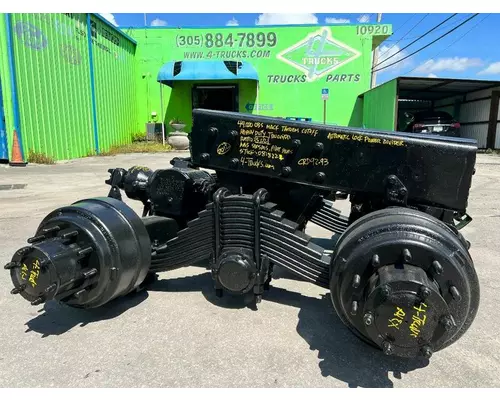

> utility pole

[{"left": 370, "top": 13, "right": 383, "bottom": 89}]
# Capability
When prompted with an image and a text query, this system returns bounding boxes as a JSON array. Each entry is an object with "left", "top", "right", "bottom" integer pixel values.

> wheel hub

[
  {"left": 216, "top": 250, "right": 257, "bottom": 294},
  {"left": 362, "top": 265, "right": 452, "bottom": 357},
  {"left": 329, "top": 207, "right": 480, "bottom": 359}
]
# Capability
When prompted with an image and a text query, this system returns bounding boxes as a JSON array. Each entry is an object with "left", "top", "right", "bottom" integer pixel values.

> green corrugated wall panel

[
  {"left": 130, "top": 30, "right": 165, "bottom": 133},
  {"left": 90, "top": 15, "right": 137, "bottom": 153},
  {"left": 0, "top": 14, "right": 15, "bottom": 159},
  {"left": 362, "top": 78, "right": 398, "bottom": 131},
  {"left": 1, "top": 13, "right": 138, "bottom": 161},
  {"left": 10, "top": 13, "right": 94, "bottom": 160}
]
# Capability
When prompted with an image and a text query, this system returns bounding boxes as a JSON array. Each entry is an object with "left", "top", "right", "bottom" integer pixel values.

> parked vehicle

[{"left": 404, "top": 110, "right": 461, "bottom": 137}]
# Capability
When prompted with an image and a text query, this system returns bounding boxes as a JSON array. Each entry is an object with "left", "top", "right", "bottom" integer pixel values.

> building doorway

[{"left": 192, "top": 85, "right": 239, "bottom": 112}]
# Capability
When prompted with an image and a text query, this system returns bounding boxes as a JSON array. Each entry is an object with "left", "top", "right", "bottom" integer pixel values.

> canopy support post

[{"left": 160, "top": 83, "right": 165, "bottom": 146}]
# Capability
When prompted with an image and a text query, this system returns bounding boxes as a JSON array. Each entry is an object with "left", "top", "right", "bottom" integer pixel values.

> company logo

[
  {"left": 60, "top": 44, "right": 82, "bottom": 65},
  {"left": 277, "top": 29, "right": 361, "bottom": 82},
  {"left": 14, "top": 21, "right": 48, "bottom": 51},
  {"left": 217, "top": 142, "right": 231, "bottom": 155}
]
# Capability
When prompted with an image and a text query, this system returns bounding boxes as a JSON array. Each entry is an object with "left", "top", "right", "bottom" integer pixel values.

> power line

[
  {"left": 392, "top": 14, "right": 417, "bottom": 35},
  {"left": 372, "top": 13, "right": 480, "bottom": 73},
  {"left": 375, "top": 13, "right": 457, "bottom": 68},
  {"left": 378, "top": 14, "right": 428, "bottom": 60},
  {"left": 403, "top": 13, "right": 490, "bottom": 76},
  {"left": 384, "top": 14, "right": 472, "bottom": 42}
]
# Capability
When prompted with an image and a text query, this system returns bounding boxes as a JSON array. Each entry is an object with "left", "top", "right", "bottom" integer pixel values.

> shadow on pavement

[
  {"left": 150, "top": 271, "right": 259, "bottom": 310},
  {"left": 151, "top": 271, "right": 429, "bottom": 387},
  {"left": 25, "top": 267, "right": 429, "bottom": 387},
  {"left": 25, "top": 289, "right": 149, "bottom": 338},
  {"left": 265, "top": 286, "right": 429, "bottom": 388}
]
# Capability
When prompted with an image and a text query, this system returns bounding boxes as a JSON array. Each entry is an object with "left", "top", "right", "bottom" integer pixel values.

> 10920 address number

[{"left": 356, "top": 25, "right": 390, "bottom": 35}]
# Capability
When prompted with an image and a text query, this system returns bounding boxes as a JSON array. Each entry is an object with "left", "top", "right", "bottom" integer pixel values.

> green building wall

[
  {"left": 90, "top": 14, "right": 138, "bottom": 154},
  {"left": 126, "top": 24, "right": 392, "bottom": 133},
  {"left": 1, "top": 17, "right": 394, "bottom": 162},
  {"left": 361, "top": 78, "right": 398, "bottom": 131},
  {"left": 0, "top": 13, "right": 138, "bottom": 161},
  {"left": 0, "top": 15, "right": 16, "bottom": 160}
]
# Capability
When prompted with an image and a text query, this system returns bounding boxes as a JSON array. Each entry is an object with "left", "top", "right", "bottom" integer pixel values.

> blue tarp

[{"left": 157, "top": 60, "right": 259, "bottom": 87}]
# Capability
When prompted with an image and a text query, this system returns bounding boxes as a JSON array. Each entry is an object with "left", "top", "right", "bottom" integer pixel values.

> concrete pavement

[{"left": 0, "top": 152, "right": 499, "bottom": 388}]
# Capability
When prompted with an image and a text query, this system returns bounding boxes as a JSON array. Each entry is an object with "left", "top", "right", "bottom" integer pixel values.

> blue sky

[{"left": 102, "top": 12, "right": 500, "bottom": 84}]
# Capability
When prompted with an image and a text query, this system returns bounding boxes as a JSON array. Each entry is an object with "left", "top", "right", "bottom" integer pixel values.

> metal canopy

[
  {"left": 396, "top": 77, "right": 500, "bottom": 101},
  {"left": 157, "top": 60, "right": 259, "bottom": 87}
]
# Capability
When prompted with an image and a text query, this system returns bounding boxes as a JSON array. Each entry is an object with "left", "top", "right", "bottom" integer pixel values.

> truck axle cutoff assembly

[{"left": 5, "top": 109, "right": 480, "bottom": 360}]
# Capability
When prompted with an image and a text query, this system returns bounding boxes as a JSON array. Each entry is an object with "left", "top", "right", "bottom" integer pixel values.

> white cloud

[
  {"left": 151, "top": 18, "right": 167, "bottom": 27},
  {"left": 415, "top": 57, "right": 483, "bottom": 73},
  {"left": 358, "top": 14, "right": 370, "bottom": 23},
  {"left": 226, "top": 17, "right": 239, "bottom": 26},
  {"left": 478, "top": 61, "right": 500, "bottom": 75},
  {"left": 427, "top": 73, "right": 438, "bottom": 78},
  {"left": 99, "top": 13, "right": 118, "bottom": 27},
  {"left": 255, "top": 13, "right": 318, "bottom": 25},
  {"left": 376, "top": 44, "right": 412, "bottom": 72},
  {"left": 325, "top": 17, "right": 350, "bottom": 24}
]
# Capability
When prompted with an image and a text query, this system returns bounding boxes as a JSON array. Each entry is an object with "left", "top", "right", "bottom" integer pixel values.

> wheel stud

[
  {"left": 61, "top": 230, "right": 78, "bottom": 240},
  {"left": 402, "top": 248, "right": 412, "bottom": 262},
  {"left": 11, "top": 284, "right": 26, "bottom": 295},
  {"left": 31, "top": 297, "right": 44, "bottom": 306},
  {"left": 350, "top": 301, "right": 358, "bottom": 315},
  {"left": 371, "top": 254, "right": 380, "bottom": 268},
  {"left": 77, "top": 247, "right": 93, "bottom": 257},
  {"left": 4, "top": 261, "right": 19, "bottom": 270},
  {"left": 432, "top": 260, "right": 443, "bottom": 275},
  {"left": 363, "top": 312, "right": 374, "bottom": 326},
  {"left": 450, "top": 285, "right": 461, "bottom": 301},
  {"left": 380, "top": 285, "right": 391, "bottom": 299},
  {"left": 42, "top": 225, "right": 61, "bottom": 235},
  {"left": 82, "top": 268, "right": 98, "bottom": 279},
  {"left": 352, "top": 274, "right": 361, "bottom": 288},
  {"left": 440, "top": 315, "right": 455, "bottom": 331},
  {"left": 44, "top": 284, "right": 57, "bottom": 294},
  {"left": 382, "top": 341, "right": 393, "bottom": 355},
  {"left": 74, "top": 289, "right": 87, "bottom": 298},
  {"left": 421, "top": 346, "right": 433, "bottom": 359},
  {"left": 27, "top": 235, "right": 46, "bottom": 244}
]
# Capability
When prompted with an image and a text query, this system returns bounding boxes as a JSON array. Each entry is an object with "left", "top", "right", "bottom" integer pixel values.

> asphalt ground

[{"left": 0, "top": 152, "right": 499, "bottom": 388}]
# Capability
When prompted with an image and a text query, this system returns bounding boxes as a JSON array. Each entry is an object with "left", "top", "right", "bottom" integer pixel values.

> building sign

[
  {"left": 176, "top": 31, "right": 277, "bottom": 49},
  {"left": 277, "top": 29, "right": 361, "bottom": 82},
  {"left": 245, "top": 103, "right": 274, "bottom": 111},
  {"left": 173, "top": 27, "right": 364, "bottom": 84}
]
